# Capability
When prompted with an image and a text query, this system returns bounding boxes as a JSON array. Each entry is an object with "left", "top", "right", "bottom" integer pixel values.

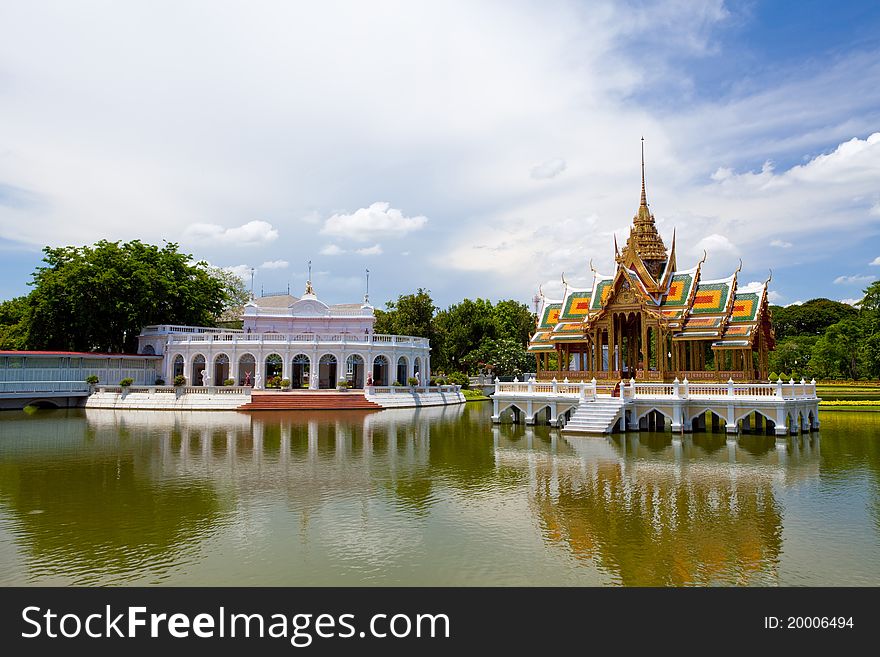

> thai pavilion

[
  {"left": 137, "top": 277, "right": 431, "bottom": 390},
  {"left": 529, "top": 145, "right": 775, "bottom": 383}
]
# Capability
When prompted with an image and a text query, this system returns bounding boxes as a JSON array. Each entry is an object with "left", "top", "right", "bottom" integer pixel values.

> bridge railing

[
  {"left": 0, "top": 381, "right": 90, "bottom": 393},
  {"left": 95, "top": 385, "right": 253, "bottom": 396},
  {"left": 494, "top": 377, "right": 818, "bottom": 401},
  {"left": 366, "top": 385, "right": 461, "bottom": 395},
  {"left": 494, "top": 378, "right": 598, "bottom": 399}
]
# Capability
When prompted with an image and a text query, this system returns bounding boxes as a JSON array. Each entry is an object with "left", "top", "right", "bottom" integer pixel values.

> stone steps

[
  {"left": 563, "top": 397, "right": 625, "bottom": 434},
  {"left": 238, "top": 392, "right": 382, "bottom": 411}
]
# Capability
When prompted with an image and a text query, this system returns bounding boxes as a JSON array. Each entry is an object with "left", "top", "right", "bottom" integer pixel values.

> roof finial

[
  {"left": 698, "top": 249, "right": 707, "bottom": 266},
  {"left": 363, "top": 268, "right": 370, "bottom": 304},
  {"left": 304, "top": 259, "right": 315, "bottom": 296},
  {"left": 640, "top": 136, "right": 647, "bottom": 207},
  {"left": 735, "top": 258, "right": 742, "bottom": 275},
  {"left": 764, "top": 268, "right": 773, "bottom": 285},
  {"left": 589, "top": 258, "right": 596, "bottom": 273}
]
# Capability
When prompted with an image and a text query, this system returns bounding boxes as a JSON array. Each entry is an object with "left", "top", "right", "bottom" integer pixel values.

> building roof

[
  {"left": 528, "top": 145, "right": 775, "bottom": 353},
  {"left": 0, "top": 350, "right": 162, "bottom": 359}
]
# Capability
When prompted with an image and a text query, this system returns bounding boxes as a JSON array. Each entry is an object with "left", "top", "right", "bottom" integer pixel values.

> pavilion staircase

[
  {"left": 238, "top": 391, "right": 382, "bottom": 412},
  {"left": 562, "top": 397, "right": 626, "bottom": 434}
]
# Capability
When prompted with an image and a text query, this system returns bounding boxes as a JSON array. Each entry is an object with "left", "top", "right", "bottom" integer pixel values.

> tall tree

[
  {"left": 374, "top": 289, "right": 437, "bottom": 340},
  {"left": 493, "top": 299, "right": 536, "bottom": 345},
  {"left": 0, "top": 296, "right": 29, "bottom": 350},
  {"left": 433, "top": 298, "right": 496, "bottom": 372},
  {"left": 770, "top": 298, "right": 857, "bottom": 340},
  {"left": 25, "top": 240, "right": 226, "bottom": 353},
  {"left": 207, "top": 266, "right": 251, "bottom": 324}
]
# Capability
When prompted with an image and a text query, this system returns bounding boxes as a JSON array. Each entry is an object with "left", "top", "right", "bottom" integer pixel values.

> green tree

[
  {"left": 0, "top": 296, "right": 29, "bottom": 350},
  {"left": 768, "top": 336, "right": 818, "bottom": 378},
  {"left": 25, "top": 240, "right": 226, "bottom": 353},
  {"left": 465, "top": 337, "right": 531, "bottom": 378},
  {"left": 374, "top": 289, "right": 437, "bottom": 341},
  {"left": 770, "top": 298, "right": 857, "bottom": 340},
  {"left": 493, "top": 299, "right": 535, "bottom": 344},
  {"left": 207, "top": 266, "right": 251, "bottom": 324},
  {"left": 810, "top": 317, "right": 864, "bottom": 379},
  {"left": 433, "top": 298, "right": 496, "bottom": 373}
]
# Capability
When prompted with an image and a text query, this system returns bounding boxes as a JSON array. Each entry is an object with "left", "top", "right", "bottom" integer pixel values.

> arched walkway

[
  {"left": 346, "top": 354, "right": 365, "bottom": 388},
  {"left": 172, "top": 354, "right": 184, "bottom": 379},
  {"left": 291, "top": 354, "right": 310, "bottom": 389},
  {"left": 319, "top": 354, "right": 338, "bottom": 389},
  {"left": 396, "top": 356, "right": 408, "bottom": 385},
  {"left": 213, "top": 353, "right": 230, "bottom": 385},
  {"left": 238, "top": 354, "right": 256, "bottom": 386},
  {"left": 192, "top": 354, "right": 206, "bottom": 386},
  {"left": 265, "top": 353, "right": 283, "bottom": 386},
  {"left": 372, "top": 355, "right": 389, "bottom": 386}
]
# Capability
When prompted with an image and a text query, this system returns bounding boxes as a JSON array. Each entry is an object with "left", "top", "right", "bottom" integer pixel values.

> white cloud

[
  {"left": 223, "top": 264, "right": 253, "bottom": 281},
  {"left": 530, "top": 158, "right": 567, "bottom": 180},
  {"left": 184, "top": 220, "right": 278, "bottom": 246},
  {"left": 770, "top": 240, "right": 792, "bottom": 249},
  {"left": 319, "top": 244, "right": 346, "bottom": 256},
  {"left": 870, "top": 257, "right": 880, "bottom": 266},
  {"left": 0, "top": 2, "right": 877, "bottom": 305},
  {"left": 839, "top": 298, "right": 862, "bottom": 306},
  {"left": 766, "top": 290, "right": 782, "bottom": 303},
  {"left": 785, "top": 300, "right": 805, "bottom": 307},
  {"left": 355, "top": 244, "right": 383, "bottom": 256},
  {"left": 321, "top": 202, "right": 427, "bottom": 242},
  {"left": 260, "top": 259, "right": 288, "bottom": 269},
  {"left": 833, "top": 274, "right": 875, "bottom": 285}
]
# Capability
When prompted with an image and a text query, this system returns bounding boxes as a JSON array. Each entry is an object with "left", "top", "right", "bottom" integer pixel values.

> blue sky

[{"left": 1, "top": 0, "right": 879, "bottom": 309}]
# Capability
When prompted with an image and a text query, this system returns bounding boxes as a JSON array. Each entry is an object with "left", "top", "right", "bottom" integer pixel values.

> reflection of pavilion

[{"left": 491, "top": 425, "right": 820, "bottom": 585}]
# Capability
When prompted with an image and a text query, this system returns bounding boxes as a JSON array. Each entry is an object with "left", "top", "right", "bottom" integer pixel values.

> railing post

[
  {"left": 775, "top": 377, "right": 784, "bottom": 399},
  {"left": 591, "top": 377, "right": 597, "bottom": 400},
  {"left": 810, "top": 378, "right": 816, "bottom": 398},
  {"left": 673, "top": 377, "right": 680, "bottom": 399},
  {"left": 494, "top": 377, "right": 500, "bottom": 396},
  {"left": 727, "top": 377, "right": 735, "bottom": 397},
  {"left": 527, "top": 377, "right": 535, "bottom": 394},
  {"left": 551, "top": 377, "right": 558, "bottom": 394},
  {"left": 682, "top": 377, "right": 689, "bottom": 399}
]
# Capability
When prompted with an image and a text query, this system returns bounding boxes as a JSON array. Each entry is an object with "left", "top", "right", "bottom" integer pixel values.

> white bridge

[{"left": 491, "top": 377, "right": 820, "bottom": 437}]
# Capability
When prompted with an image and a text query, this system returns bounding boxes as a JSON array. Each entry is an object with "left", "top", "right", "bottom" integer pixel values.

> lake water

[{"left": 0, "top": 403, "right": 877, "bottom": 586}]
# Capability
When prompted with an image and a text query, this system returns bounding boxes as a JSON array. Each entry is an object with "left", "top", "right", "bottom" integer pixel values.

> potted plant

[
  {"left": 280, "top": 378, "right": 291, "bottom": 391},
  {"left": 224, "top": 378, "right": 235, "bottom": 386},
  {"left": 119, "top": 378, "right": 134, "bottom": 387},
  {"left": 408, "top": 376, "right": 419, "bottom": 388},
  {"left": 155, "top": 377, "right": 165, "bottom": 386},
  {"left": 85, "top": 374, "right": 98, "bottom": 394},
  {"left": 173, "top": 374, "right": 187, "bottom": 387},
  {"left": 337, "top": 377, "right": 349, "bottom": 392}
]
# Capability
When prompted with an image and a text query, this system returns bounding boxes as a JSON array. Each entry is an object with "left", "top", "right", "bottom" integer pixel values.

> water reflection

[
  {"left": 492, "top": 426, "right": 820, "bottom": 585},
  {"left": 0, "top": 405, "right": 876, "bottom": 585}
]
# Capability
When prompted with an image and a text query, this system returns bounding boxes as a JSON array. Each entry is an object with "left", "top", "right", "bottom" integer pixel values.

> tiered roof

[{"left": 528, "top": 143, "right": 774, "bottom": 353}]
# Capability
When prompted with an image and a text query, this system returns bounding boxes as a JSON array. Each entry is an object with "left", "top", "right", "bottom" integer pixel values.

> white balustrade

[{"left": 165, "top": 332, "right": 429, "bottom": 348}]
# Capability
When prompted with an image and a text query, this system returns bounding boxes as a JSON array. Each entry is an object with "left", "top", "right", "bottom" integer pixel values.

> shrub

[
  {"left": 267, "top": 376, "right": 281, "bottom": 388},
  {"left": 447, "top": 371, "right": 470, "bottom": 389},
  {"left": 174, "top": 375, "right": 186, "bottom": 387},
  {"left": 85, "top": 375, "right": 99, "bottom": 385},
  {"left": 392, "top": 381, "right": 402, "bottom": 387},
  {"left": 280, "top": 378, "right": 291, "bottom": 388},
  {"left": 769, "top": 372, "right": 778, "bottom": 382},
  {"left": 224, "top": 378, "right": 235, "bottom": 386},
  {"left": 155, "top": 377, "right": 165, "bottom": 385},
  {"left": 408, "top": 377, "right": 419, "bottom": 386},
  {"left": 119, "top": 378, "right": 134, "bottom": 387}
]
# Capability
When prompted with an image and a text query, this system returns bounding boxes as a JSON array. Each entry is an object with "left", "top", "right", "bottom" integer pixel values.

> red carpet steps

[{"left": 237, "top": 391, "right": 382, "bottom": 411}]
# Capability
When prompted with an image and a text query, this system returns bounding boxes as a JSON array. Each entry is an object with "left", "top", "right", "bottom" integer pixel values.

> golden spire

[
  {"left": 640, "top": 136, "right": 647, "bottom": 207},
  {"left": 617, "top": 138, "right": 668, "bottom": 276}
]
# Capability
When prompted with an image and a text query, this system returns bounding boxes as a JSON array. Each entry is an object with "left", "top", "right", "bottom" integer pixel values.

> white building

[{"left": 137, "top": 280, "right": 431, "bottom": 390}]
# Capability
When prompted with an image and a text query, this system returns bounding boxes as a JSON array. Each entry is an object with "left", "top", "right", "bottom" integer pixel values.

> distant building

[{"left": 138, "top": 278, "right": 431, "bottom": 389}]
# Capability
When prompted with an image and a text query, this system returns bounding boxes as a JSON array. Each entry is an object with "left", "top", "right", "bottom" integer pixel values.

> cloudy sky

[{"left": 1, "top": 0, "right": 879, "bottom": 309}]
